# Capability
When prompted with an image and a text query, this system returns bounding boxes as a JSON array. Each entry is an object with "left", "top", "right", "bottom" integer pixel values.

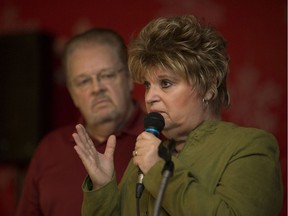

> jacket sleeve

[
  {"left": 82, "top": 175, "right": 121, "bottom": 216},
  {"left": 143, "top": 131, "right": 283, "bottom": 216}
]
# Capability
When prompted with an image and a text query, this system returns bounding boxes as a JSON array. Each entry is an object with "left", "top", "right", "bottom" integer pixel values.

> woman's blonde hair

[{"left": 129, "top": 15, "right": 230, "bottom": 115}]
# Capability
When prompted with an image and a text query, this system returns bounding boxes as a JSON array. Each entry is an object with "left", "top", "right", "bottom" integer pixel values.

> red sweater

[{"left": 16, "top": 104, "right": 145, "bottom": 216}]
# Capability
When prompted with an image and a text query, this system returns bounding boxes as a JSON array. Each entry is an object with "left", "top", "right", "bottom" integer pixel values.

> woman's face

[{"left": 144, "top": 68, "right": 212, "bottom": 141}]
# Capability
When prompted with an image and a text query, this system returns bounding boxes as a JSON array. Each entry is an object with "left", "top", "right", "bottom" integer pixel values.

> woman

[{"left": 73, "top": 15, "right": 283, "bottom": 215}]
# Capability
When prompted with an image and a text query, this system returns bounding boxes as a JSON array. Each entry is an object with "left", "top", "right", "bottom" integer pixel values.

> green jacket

[{"left": 82, "top": 121, "right": 283, "bottom": 215}]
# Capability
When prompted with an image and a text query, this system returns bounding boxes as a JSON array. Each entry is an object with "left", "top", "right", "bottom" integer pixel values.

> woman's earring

[{"left": 202, "top": 98, "right": 209, "bottom": 106}]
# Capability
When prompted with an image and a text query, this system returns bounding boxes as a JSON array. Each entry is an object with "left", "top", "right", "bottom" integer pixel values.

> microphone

[
  {"left": 144, "top": 112, "right": 165, "bottom": 136},
  {"left": 136, "top": 112, "right": 165, "bottom": 199}
]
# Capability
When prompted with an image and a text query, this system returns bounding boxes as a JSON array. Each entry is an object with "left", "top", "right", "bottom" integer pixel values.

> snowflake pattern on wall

[
  {"left": 0, "top": 4, "right": 39, "bottom": 32},
  {"left": 155, "top": 0, "right": 225, "bottom": 25},
  {"left": 226, "top": 64, "right": 281, "bottom": 134}
]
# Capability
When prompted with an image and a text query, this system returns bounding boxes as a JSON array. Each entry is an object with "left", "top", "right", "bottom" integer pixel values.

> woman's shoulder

[
  {"left": 216, "top": 121, "right": 276, "bottom": 141},
  {"left": 215, "top": 121, "right": 279, "bottom": 155}
]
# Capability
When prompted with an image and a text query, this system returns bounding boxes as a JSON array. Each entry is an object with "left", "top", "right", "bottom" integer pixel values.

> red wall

[{"left": 0, "top": 0, "right": 286, "bottom": 215}]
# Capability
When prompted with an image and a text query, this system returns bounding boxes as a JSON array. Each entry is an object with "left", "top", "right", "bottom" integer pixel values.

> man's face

[{"left": 67, "top": 44, "right": 133, "bottom": 127}]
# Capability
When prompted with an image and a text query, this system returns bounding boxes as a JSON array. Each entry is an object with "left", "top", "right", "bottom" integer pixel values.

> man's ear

[{"left": 67, "top": 86, "right": 79, "bottom": 108}]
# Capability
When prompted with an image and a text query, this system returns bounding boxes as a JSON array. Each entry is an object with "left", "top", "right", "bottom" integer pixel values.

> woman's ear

[{"left": 204, "top": 89, "right": 214, "bottom": 101}]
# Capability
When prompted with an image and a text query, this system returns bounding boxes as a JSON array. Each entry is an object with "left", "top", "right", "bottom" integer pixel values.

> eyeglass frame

[{"left": 69, "top": 67, "right": 127, "bottom": 89}]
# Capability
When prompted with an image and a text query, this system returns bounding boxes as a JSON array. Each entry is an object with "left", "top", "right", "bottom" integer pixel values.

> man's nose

[{"left": 91, "top": 76, "right": 105, "bottom": 92}]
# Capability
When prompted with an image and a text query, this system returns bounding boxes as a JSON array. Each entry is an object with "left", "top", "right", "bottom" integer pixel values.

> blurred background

[{"left": 0, "top": 0, "right": 286, "bottom": 215}]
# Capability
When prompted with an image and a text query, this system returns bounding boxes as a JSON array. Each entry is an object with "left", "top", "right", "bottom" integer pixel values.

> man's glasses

[{"left": 71, "top": 67, "right": 125, "bottom": 89}]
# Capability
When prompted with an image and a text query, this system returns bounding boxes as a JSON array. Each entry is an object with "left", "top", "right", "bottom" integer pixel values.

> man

[{"left": 16, "top": 28, "right": 145, "bottom": 215}]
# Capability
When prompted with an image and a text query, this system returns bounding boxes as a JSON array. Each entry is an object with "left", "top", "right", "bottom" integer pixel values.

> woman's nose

[{"left": 145, "top": 86, "right": 160, "bottom": 105}]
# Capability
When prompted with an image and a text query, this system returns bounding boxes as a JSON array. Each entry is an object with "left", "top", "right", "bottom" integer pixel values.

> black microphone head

[{"left": 144, "top": 112, "right": 165, "bottom": 134}]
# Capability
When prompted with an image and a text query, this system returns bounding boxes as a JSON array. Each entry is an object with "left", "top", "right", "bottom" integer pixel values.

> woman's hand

[
  {"left": 133, "top": 131, "right": 162, "bottom": 174},
  {"left": 72, "top": 124, "right": 116, "bottom": 189}
]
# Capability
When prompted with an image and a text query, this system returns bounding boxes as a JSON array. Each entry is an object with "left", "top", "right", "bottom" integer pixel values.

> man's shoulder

[{"left": 40, "top": 124, "right": 76, "bottom": 144}]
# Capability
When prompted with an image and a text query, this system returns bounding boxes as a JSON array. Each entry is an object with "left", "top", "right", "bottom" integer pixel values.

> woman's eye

[
  {"left": 143, "top": 81, "right": 150, "bottom": 89},
  {"left": 160, "top": 79, "right": 172, "bottom": 88}
]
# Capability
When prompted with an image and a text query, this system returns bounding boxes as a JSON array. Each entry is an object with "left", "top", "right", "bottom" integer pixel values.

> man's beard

[{"left": 89, "top": 107, "right": 120, "bottom": 125}]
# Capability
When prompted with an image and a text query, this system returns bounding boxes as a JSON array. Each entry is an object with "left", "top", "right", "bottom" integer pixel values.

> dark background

[{"left": 0, "top": 0, "right": 286, "bottom": 215}]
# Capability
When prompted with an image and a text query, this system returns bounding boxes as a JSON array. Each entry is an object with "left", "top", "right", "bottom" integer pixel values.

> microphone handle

[
  {"left": 136, "top": 127, "right": 160, "bottom": 198},
  {"left": 137, "top": 170, "right": 144, "bottom": 183},
  {"left": 136, "top": 171, "right": 145, "bottom": 198}
]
